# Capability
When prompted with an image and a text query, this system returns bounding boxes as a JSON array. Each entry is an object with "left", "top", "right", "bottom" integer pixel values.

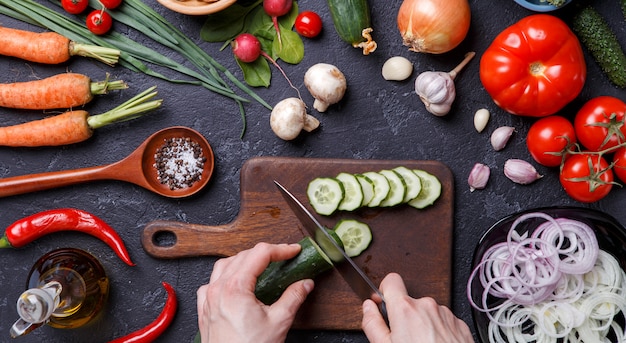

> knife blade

[{"left": 274, "top": 180, "right": 388, "bottom": 322}]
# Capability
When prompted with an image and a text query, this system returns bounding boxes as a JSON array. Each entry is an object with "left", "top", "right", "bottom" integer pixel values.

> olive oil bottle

[{"left": 10, "top": 248, "right": 109, "bottom": 337}]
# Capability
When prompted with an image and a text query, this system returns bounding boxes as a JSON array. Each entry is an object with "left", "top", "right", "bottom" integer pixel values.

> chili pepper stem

[{"left": 0, "top": 235, "right": 11, "bottom": 248}]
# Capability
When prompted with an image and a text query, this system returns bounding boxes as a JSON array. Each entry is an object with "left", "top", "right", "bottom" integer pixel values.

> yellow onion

[{"left": 397, "top": 0, "right": 471, "bottom": 54}]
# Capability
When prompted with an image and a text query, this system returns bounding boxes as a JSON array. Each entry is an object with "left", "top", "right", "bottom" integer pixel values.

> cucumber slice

[
  {"left": 408, "top": 170, "right": 442, "bottom": 209},
  {"left": 336, "top": 172, "right": 364, "bottom": 211},
  {"left": 307, "top": 177, "right": 344, "bottom": 215},
  {"left": 333, "top": 219, "right": 372, "bottom": 257},
  {"left": 378, "top": 169, "right": 406, "bottom": 207},
  {"left": 393, "top": 166, "right": 422, "bottom": 202},
  {"left": 363, "top": 171, "right": 390, "bottom": 207},
  {"left": 355, "top": 174, "right": 375, "bottom": 206}
]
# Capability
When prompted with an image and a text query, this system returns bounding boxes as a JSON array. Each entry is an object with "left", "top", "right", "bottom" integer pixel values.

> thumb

[
  {"left": 271, "top": 279, "right": 314, "bottom": 320},
  {"left": 362, "top": 299, "right": 390, "bottom": 343}
]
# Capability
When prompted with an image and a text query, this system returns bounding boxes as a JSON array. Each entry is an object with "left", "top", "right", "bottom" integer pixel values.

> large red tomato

[
  {"left": 480, "top": 14, "right": 586, "bottom": 117},
  {"left": 574, "top": 96, "right": 626, "bottom": 152}
]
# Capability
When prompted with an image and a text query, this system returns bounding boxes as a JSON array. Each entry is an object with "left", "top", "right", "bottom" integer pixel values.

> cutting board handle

[{"left": 141, "top": 220, "right": 246, "bottom": 259}]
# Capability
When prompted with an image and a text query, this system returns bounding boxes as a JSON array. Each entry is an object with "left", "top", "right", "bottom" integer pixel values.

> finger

[
  {"left": 271, "top": 279, "right": 314, "bottom": 321},
  {"left": 362, "top": 299, "right": 390, "bottom": 343},
  {"left": 379, "top": 272, "right": 409, "bottom": 300}
]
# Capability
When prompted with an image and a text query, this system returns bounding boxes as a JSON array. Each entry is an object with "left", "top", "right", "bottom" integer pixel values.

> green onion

[{"left": 0, "top": 0, "right": 270, "bottom": 138}]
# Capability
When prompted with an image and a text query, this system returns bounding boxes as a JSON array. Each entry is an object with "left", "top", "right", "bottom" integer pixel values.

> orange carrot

[
  {"left": 0, "top": 86, "right": 162, "bottom": 147},
  {"left": 0, "top": 26, "right": 120, "bottom": 66},
  {"left": 0, "top": 73, "right": 127, "bottom": 110}
]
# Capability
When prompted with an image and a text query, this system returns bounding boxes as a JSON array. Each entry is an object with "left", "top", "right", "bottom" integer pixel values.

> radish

[
  {"left": 232, "top": 33, "right": 300, "bottom": 99},
  {"left": 263, "top": 0, "right": 292, "bottom": 48}
]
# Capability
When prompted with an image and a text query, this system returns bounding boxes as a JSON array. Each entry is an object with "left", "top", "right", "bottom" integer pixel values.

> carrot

[
  {"left": 0, "top": 26, "right": 120, "bottom": 66},
  {"left": 0, "top": 73, "right": 127, "bottom": 110},
  {"left": 0, "top": 86, "right": 162, "bottom": 147}
]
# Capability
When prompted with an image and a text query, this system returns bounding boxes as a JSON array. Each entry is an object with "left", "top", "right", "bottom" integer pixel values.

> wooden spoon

[{"left": 0, "top": 126, "right": 214, "bottom": 199}]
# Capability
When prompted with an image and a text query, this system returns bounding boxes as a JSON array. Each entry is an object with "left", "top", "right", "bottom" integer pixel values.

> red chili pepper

[
  {"left": 109, "top": 281, "right": 178, "bottom": 343},
  {"left": 0, "top": 208, "right": 135, "bottom": 266}
]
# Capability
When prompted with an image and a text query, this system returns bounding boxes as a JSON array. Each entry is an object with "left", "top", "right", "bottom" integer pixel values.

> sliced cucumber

[
  {"left": 408, "top": 170, "right": 442, "bottom": 209},
  {"left": 363, "top": 171, "right": 390, "bottom": 207},
  {"left": 307, "top": 177, "right": 344, "bottom": 215},
  {"left": 316, "top": 228, "right": 345, "bottom": 263},
  {"left": 393, "top": 166, "right": 422, "bottom": 203},
  {"left": 333, "top": 219, "right": 372, "bottom": 257},
  {"left": 355, "top": 174, "right": 375, "bottom": 206},
  {"left": 378, "top": 169, "right": 406, "bottom": 207},
  {"left": 336, "top": 172, "right": 364, "bottom": 211}
]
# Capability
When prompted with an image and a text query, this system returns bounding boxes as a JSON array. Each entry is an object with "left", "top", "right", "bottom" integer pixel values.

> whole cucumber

[{"left": 327, "top": 0, "right": 377, "bottom": 55}]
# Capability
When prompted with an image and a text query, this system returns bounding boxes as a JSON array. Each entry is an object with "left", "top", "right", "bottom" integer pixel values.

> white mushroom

[
  {"left": 270, "top": 98, "right": 320, "bottom": 140},
  {"left": 304, "top": 63, "right": 347, "bottom": 112}
]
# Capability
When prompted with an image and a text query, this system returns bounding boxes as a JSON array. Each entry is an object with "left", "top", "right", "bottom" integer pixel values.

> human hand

[
  {"left": 196, "top": 243, "right": 315, "bottom": 343},
  {"left": 361, "top": 273, "right": 474, "bottom": 343}
]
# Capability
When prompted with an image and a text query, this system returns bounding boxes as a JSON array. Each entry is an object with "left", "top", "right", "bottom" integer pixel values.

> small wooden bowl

[{"left": 156, "top": 0, "right": 237, "bottom": 15}]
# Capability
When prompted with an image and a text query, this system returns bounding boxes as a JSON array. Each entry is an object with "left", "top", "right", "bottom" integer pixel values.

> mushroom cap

[
  {"left": 270, "top": 98, "right": 318, "bottom": 140},
  {"left": 304, "top": 63, "right": 347, "bottom": 112}
]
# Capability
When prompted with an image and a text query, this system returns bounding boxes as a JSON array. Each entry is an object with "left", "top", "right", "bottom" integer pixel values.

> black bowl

[{"left": 469, "top": 206, "right": 626, "bottom": 343}]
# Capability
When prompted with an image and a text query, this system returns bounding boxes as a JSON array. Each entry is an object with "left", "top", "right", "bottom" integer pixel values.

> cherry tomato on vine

[
  {"left": 574, "top": 96, "right": 626, "bottom": 152},
  {"left": 559, "top": 153, "right": 614, "bottom": 203},
  {"left": 294, "top": 11, "right": 323, "bottom": 38},
  {"left": 480, "top": 14, "right": 586, "bottom": 117},
  {"left": 100, "top": 0, "right": 123, "bottom": 9},
  {"left": 526, "top": 115, "right": 577, "bottom": 167},
  {"left": 612, "top": 147, "right": 626, "bottom": 184},
  {"left": 61, "top": 0, "right": 88, "bottom": 14},
  {"left": 86, "top": 10, "right": 113, "bottom": 35}
]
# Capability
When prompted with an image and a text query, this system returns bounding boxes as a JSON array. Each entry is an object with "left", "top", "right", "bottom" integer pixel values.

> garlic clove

[
  {"left": 382, "top": 56, "right": 413, "bottom": 81},
  {"left": 468, "top": 163, "right": 490, "bottom": 192},
  {"left": 474, "top": 108, "right": 490, "bottom": 133},
  {"left": 504, "top": 159, "right": 543, "bottom": 185},
  {"left": 490, "top": 126, "right": 515, "bottom": 151}
]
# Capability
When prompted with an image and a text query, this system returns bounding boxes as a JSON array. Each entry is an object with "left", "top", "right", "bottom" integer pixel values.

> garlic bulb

[{"left": 414, "top": 52, "right": 475, "bottom": 116}]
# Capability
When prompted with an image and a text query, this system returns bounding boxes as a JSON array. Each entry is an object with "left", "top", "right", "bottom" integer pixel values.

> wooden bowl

[{"left": 156, "top": 0, "right": 237, "bottom": 15}]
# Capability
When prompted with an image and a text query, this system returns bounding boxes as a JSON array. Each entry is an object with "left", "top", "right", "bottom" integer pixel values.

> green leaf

[
  {"left": 238, "top": 58, "right": 272, "bottom": 87},
  {"left": 274, "top": 28, "right": 304, "bottom": 64},
  {"left": 200, "top": 0, "right": 262, "bottom": 42}
]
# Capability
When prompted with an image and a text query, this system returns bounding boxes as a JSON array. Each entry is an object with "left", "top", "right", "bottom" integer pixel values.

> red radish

[
  {"left": 232, "top": 33, "right": 301, "bottom": 99},
  {"left": 263, "top": 0, "right": 292, "bottom": 48},
  {"left": 232, "top": 33, "right": 262, "bottom": 63}
]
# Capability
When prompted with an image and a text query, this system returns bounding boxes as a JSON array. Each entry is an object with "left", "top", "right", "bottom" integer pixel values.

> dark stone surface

[{"left": 0, "top": 0, "right": 624, "bottom": 342}]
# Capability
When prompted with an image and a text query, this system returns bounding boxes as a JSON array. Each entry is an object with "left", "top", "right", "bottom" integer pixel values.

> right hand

[{"left": 361, "top": 273, "right": 474, "bottom": 343}]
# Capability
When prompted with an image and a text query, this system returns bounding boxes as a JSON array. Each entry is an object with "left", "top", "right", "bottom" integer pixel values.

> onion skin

[{"left": 397, "top": 0, "right": 471, "bottom": 54}]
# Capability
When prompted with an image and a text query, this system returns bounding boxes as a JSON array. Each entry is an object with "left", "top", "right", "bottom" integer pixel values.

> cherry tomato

[
  {"left": 100, "top": 0, "right": 123, "bottom": 9},
  {"left": 61, "top": 0, "right": 88, "bottom": 14},
  {"left": 294, "top": 11, "right": 323, "bottom": 38},
  {"left": 613, "top": 147, "right": 626, "bottom": 183},
  {"left": 559, "top": 153, "right": 614, "bottom": 203},
  {"left": 526, "top": 116, "right": 577, "bottom": 167},
  {"left": 86, "top": 10, "right": 113, "bottom": 36},
  {"left": 574, "top": 96, "right": 626, "bottom": 152},
  {"left": 480, "top": 14, "right": 586, "bottom": 117}
]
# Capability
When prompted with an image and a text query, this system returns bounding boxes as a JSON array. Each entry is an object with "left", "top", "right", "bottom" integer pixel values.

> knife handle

[{"left": 141, "top": 220, "right": 245, "bottom": 259}]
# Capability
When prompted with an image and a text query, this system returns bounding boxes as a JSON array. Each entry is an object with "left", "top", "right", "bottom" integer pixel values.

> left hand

[{"left": 196, "top": 242, "right": 315, "bottom": 343}]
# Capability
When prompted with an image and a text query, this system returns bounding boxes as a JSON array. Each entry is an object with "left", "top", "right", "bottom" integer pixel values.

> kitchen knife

[{"left": 274, "top": 180, "right": 388, "bottom": 323}]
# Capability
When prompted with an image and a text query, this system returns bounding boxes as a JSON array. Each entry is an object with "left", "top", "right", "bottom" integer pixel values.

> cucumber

[
  {"left": 378, "top": 169, "right": 406, "bottom": 207},
  {"left": 408, "top": 170, "right": 442, "bottom": 209},
  {"left": 572, "top": 6, "right": 626, "bottom": 88},
  {"left": 326, "top": 0, "right": 377, "bottom": 55},
  {"left": 355, "top": 174, "right": 375, "bottom": 206},
  {"left": 393, "top": 166, "right": 422, "bottom": 203},
  {"left": 333, "top": 219, "right": 372, "bottom": 257},
  {"left": 255, "top": 236, "right": 334, "bottom": 305},
  {"left": 363, "top": 171, "right": 390, "bottom": 207},
  {"left": 336, "top": 172, "right": 364, "bottom": 211},
  {"left": 307, "top": 177, "right": 344, "bottom": 215}
]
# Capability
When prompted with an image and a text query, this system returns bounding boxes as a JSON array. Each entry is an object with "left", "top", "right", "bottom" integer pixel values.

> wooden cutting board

[{"left": 141, "top": 156, "right": 454, "bottom": 330}]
